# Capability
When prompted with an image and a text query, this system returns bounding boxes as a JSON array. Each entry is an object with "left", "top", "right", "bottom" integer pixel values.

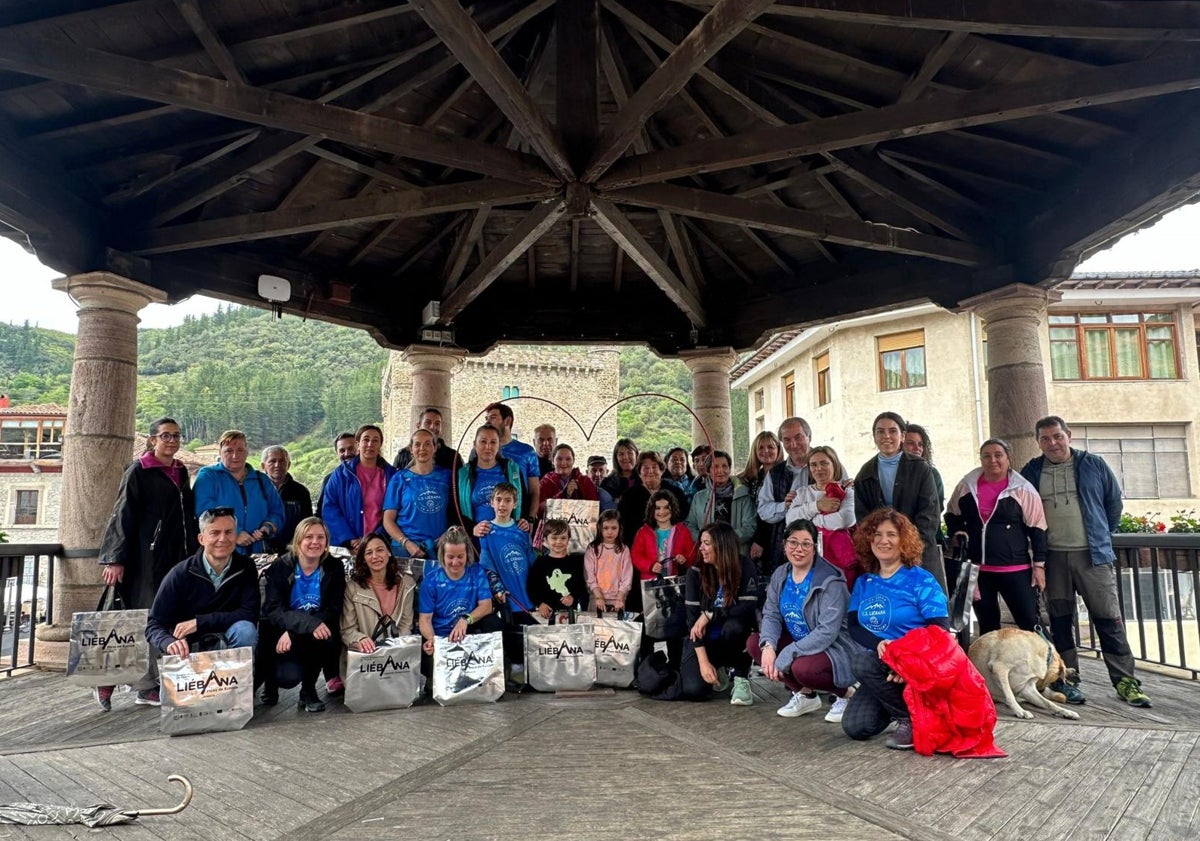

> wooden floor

[{"left": 0, "top": 654, "right": 1197, "bottom": 840}]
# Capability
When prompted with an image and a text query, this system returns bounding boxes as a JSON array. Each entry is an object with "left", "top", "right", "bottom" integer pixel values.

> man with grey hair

[
  {"left": 756, "top": 417, "right": 813, "bottom": 574},
  {"left": 144, "top": 508, "right": 260, "bottom": 694},
  {"left": 1020, "top": 415, "right": 1151, "bottom": 708},
  {"left": 534, "top": 423, "right": 557, "bottom": 478},
  {"left": 261, "top": 445, "right": 312, "bottom": 553}
]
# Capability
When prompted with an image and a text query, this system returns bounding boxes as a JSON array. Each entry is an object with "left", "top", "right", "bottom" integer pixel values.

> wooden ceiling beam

[
  {"left": 681, "top": 217, "right": 753, "bottom": 284},
  {"left": 442, "top": 207, "right": 492, "bottom": 294},
  {"left": 591, "top": 195, "right": 707, "bottom": 325},
  {"left": 583, "top": 0, "right": 776, "bottom": 181},
  {"left": 393, "top": 213, "right": 469, "bottom": 277},
  {"left": 172, "top": 0, "right": 247, "bottom": 84},
  {"left": 674, "top": 0, "right": 1200, "bottom": 41},
  {"left": 411, "top": 0, "right": 572, "bottom": 180},
  {"left": 598, "top": 51, "right": 1200, "bottom": 189},
  {"left": 439, "top": 198, "right": 567, "bottom": 321},
  {"left": 605, "top": 182, "right": 986, "bottom": 264},
  {"left": 103, "top": 130, "right": 261, "bottom": 206},
  {"left": 127, "top": 179, "right": 558, "bottom": 255},
  {"left": 557, "top": 0, "right": 600, "bottom": 173},
  {"left": 0, "top": 32, "right": 556, "bottom": 189}
]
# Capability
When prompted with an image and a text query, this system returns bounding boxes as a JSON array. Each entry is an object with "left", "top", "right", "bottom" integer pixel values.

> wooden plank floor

[{"left": 0, "top": 654, "right": 1195, "bottom": 840}]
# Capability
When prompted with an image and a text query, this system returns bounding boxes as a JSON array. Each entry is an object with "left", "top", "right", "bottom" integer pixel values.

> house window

[
  {"left": 877, "top": 330, "right": 926, "bottom": 391},
  {"left": 754, "top": 389, "right": 764, "bottom": 412},
  {"left": 501, "top": 385, "right": 521, "bottom": 399},
  {"left": 1049, "top": 312, "right": 1180, "bottom": 380},
  {"left": 1075, "top": 424, "right": 1190, "bottom": 499},
  {"left": 0, "top": 419, "right": 64, "bottom": 459},
  {"left": 14, "top": 490, "right": 39, "bottom": 525},
  {"left": 814, "top": 351, "right": 831, "bottom": 407},
  {"left": 781, "top": 372, "right": 795, "bottom": 417}
]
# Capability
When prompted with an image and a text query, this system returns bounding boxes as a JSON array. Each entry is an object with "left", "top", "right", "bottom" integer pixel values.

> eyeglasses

[
  {"left": 784, "top": 539, "right": 815, "bottom": 550},
  {"left": 155, "top": 432, "right": 182, "bottom": 441}
]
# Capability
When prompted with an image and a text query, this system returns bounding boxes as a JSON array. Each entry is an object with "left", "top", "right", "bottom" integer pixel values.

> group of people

[{"left": 93, "top": 402, "right": 1151, "bottom": 750}]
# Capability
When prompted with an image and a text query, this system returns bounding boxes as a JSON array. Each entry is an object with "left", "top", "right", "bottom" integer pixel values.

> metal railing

[
  {"left": 0, "top": 543, "right": 60, "bottom": 675},
  {"left": 1075, "top": 535, "right": 1200, "bottom": 679}
]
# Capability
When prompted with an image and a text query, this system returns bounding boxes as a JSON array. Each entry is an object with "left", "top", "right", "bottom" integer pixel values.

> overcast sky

[{"left": 3, "top": 201, "right": 1199, "bottom": 334}]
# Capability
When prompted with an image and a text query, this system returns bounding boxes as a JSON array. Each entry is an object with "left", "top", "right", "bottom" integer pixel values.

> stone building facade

[{"left": 383, "top": 345, "right": 622, "bottom": 462}]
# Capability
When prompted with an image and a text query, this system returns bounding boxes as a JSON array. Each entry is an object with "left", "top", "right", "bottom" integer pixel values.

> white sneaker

[
  {"left": 776, "top": 692, "right": 822, "bottom": 718},
  {"left": 825, "top": 696, "right": 849, "bottom": 723}
]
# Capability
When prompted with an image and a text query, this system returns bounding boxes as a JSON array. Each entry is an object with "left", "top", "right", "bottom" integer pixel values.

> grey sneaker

[
  {"left": 92, "top": 685, "right": 114, "bottom": 712},
  {"left": 1049, "top": 679, "right": 1086, "bottom": 705},
  {"left": 713, "top": 668, "right": 732, "bottom": 693},
  {"left": 134, "top": 687, "right": 161, "bottom": 707},
  {"left": 729, "top": 676, "right": 754, "bottom": 706},
  {"left": 885, "top": 720, "right": 914, "bottom": 751}
]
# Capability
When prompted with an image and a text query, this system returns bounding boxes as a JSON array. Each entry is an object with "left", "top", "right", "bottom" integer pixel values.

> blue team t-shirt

[
  {"left": 418, "top": 564, "right": 492, "bottom": 636},
  {"left": 479, "top": 521, "right": 535, "bottom": 612},
  {"left": 779, "top": 567, "right": 815, "bottom": 640},
  {"left": 290, "top": 564, "right": 322, "bottom": 612},
  {"left": 383, "top": 466, "right": 451, "bottom": 556},
  {"left": 501, "top": 439, "right": 541, "bottom": 480},
  {"left": 470, "top": 464, "right": 507, "bottom": 523},
  {"left": 849, "top": 565, "right": 948, "bottom": 640}
]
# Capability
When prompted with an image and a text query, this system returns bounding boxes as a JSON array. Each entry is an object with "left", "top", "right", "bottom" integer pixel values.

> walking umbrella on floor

[{"left": 0, "top": 774, "right": 192, "bottom": 826}]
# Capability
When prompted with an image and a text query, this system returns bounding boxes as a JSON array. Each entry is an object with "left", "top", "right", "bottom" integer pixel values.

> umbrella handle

[{"left": 135, "top": 775, "right": 193, "bottom": 817}]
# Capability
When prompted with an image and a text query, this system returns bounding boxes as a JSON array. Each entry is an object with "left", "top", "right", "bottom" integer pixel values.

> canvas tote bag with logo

[
  {"left": 523, "top": 622, "right": 596, "bottom": 692},
  {"left": 432, "top": 631, "right": 505, "bottom": 706},
  {"left": 159, "top": 646, "right": 254, "bottom": 736},
  {"left": 345, "top": 635, "right": 423, "bottom": 712},
  {"left": 66, "top": 587, "right": 149, "bottom": 687}
]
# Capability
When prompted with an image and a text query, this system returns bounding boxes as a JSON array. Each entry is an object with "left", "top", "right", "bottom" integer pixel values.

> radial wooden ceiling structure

[{"left": 2, "top": 1, "right": 1200, "bottom": 354}]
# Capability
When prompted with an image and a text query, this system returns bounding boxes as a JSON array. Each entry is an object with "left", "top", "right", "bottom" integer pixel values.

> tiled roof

[{"left": 0, "top": 403, "right": 68, "bottom": 417}]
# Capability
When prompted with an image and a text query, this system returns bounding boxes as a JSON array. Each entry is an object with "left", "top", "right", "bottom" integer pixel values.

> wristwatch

[{"left": 462, "top": 613, "right": 474, "bottom": 625}]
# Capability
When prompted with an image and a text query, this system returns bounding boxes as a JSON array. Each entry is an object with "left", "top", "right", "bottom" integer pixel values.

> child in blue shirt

[{"left": 477, "top": 483, "right": 538, "bottom": 688}]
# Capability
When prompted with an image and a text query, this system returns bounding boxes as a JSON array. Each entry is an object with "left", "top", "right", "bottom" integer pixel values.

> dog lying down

[{"left": 968, "top": 629, "right": 1080, "bottom": 720}]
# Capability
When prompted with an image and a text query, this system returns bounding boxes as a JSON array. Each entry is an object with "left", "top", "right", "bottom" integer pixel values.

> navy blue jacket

[
  {"left": 1021, "top": 448, "right": 1122, "bottom": 565},
  {"left": 145, "top": 549, "right": 260, "bottom": 652}
]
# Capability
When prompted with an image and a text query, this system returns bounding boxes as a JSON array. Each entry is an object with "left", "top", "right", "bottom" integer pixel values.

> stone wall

[
  {"left": 0, "top": 472, "right": 62, "bottom": 544},
  {"left": 383, "top": 345, "right": 621, "bottom": 461}
]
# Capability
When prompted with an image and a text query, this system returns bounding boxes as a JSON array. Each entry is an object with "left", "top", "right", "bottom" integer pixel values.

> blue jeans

[{"left": 197, "top": 619, "right": 259, "bottom": 652}]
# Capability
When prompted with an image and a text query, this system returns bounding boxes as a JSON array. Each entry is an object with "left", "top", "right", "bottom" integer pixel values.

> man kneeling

[{"left": 144, "top": 507, "right": 260, "bottom": 705}]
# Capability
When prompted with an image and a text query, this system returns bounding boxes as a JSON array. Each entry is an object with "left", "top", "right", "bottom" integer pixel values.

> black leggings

[
  {"left": 842, "top": 648, "right": 910, "bottom": 740},
  {"left": 257, "top": 623, "right": 341, "bottom": 693},
  {"left": 975, "top": 570, "right": 1039, "bottom": 634},
  {"left": 679, "top": 618, "right": 752, "bottom": 700}
]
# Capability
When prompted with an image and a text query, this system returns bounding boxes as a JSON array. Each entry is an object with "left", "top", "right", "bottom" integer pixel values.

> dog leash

[{"left": 1033, "top": 588, "right": 1054, "bottom": 669}]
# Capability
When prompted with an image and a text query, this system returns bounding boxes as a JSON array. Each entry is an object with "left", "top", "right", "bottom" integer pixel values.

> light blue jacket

[{"left": 193, "top": 464, "right": 284, "bottom": 554}]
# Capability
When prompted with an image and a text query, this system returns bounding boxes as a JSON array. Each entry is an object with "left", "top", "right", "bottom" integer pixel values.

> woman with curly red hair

[{"left": 842, "top": 508, "right": 949, "bottom": 750}]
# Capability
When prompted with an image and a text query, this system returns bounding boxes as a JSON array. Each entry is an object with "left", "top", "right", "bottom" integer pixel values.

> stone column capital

[
  {"left": 957, "top": 282, "right": 1062, "bottom": 323},
  {"left": 51, "top": 271, "right": 168, "bottom": 315},
  {"left": 679, "top": 346, "right": 739, "bottom": 376},
  {"left": 402, "top": 343, "right": 466, "bottom": 374}
]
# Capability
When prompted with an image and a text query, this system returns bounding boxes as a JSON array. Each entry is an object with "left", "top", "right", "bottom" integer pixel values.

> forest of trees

[{"left": 2, "top": 308, "right": 748, "bottom": 489}]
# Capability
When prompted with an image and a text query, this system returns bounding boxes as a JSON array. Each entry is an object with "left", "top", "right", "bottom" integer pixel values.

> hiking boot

[
  {"left": 1049, "top": 679, "right": 1086, "bottom": 705},
  {"left": 92, "top": 685, "right": 114, "bottom": 712},
  {"left": 825, "top": 696, "right": 850, "bottom": 723},
  {"left": 713, "top": 668, "right": 732, "bottom": 693},
  {"left": 777, "top": 691, "right": 821, "bottom": 718},
  {"left": 1116, "top": 677, "right": 1152, "bottom": 708},
  {"left": 730, "top": 676, "right": 754, "bottom": 706},
  {"left": 885, "top": 720, "right": 914, "bottom": 751},
  {"left": 134, "top": 688, "right": 161, "bottom": 707},
  {"left": 325, "top": 676, "right": 345, "bottom": 695}
]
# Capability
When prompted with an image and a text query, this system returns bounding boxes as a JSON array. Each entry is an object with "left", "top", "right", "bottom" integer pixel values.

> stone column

[
  {"left": 959, "top": 283, "right": 1061, "bottom": 468},
  {"left": 38, "top": 273, "right": 167, "bottom": 661},
  {"left": 680, "top": 348, "right": 739, "bottom": 455},
  {"left": 402, "top": 345, "right": 465, "bottom": 443}
]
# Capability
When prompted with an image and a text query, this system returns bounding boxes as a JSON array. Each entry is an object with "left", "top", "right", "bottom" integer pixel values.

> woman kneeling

[
  {"left": 680, "top": 522, "right": 761, "bottom": 704},
  {"left": 750, "top": 519, "right": 863, "bottom": 723},
  {"left": 258, "top": 517, "right": 346, "bottom": 713},
  {"left": 842, "top": 509, "right": 949, "bottom": 750}
]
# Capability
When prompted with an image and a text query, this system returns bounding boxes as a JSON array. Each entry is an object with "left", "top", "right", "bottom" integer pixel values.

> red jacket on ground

[{"left": 882, "top": 626, "right": 1007, "bottom": 759}]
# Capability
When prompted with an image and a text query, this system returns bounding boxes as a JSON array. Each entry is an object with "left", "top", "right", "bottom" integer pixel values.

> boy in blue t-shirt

[{"left": 477, "top": 483, "right": 537, "bottom": 687}]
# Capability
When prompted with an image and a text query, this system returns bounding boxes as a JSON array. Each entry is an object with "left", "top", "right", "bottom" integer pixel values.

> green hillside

[{"left": 2, "top": 307, "right": 747, "bottom": 488}]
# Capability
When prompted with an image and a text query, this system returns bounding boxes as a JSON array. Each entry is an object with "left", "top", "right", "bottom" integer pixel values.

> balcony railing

[
  {"left": 1077, "top": 534, "right": 1200, "bottom": 679},
  {"left": 0, "top": 543, "right": 59, "bottom": 675}
]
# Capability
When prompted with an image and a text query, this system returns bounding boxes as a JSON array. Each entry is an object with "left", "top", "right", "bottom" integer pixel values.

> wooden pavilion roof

[{"left": 2, "top": 1, "right": 1200, "bottom": 355}]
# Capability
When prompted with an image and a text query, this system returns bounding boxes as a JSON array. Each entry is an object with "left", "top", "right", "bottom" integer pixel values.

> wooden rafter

[
  {"left": 598, "top": 51, "right": 1200, "bottom": 188},
  {"left": 442, "top": 207, "right": 493, "bottom": 294},
  {"left": 411, "top": 0, "right": 573, "bottom": 180},
  {"left": 439, "top": 199, "right": 567, "bottom": 321},
  {"left": 591, "top": 195, "right": 707, "bottom": 325},
  {"left": 583, "top": 0, "right": 776, "bottom": 181},
  {"left": 681, "top": 218, "right": 752, "bottom": 284},
  {"left": 603, "top": 182, "right": 986, "bottom": 264},
  {"left": 393, "top": 213, "right": 469, "bottom": 277},
  {"left": 128, "top": 180, "right": 557, "bottom": 255},
  {"left": 172, "top": 0, "right": 247, "bottom": 84},
  {"left": 672, "top": 0, "right": 1200, "bottom": 41},
  {"left": 557, "top": 0, "right": 600, "bottom": 173}
]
